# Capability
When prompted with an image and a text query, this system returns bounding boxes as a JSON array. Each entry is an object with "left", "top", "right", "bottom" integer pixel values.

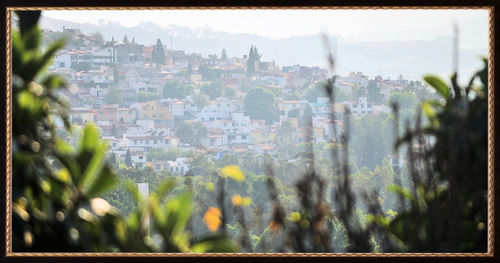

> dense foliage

[{"left": 12, "top": 11, "right": 237, "bottom": 253}]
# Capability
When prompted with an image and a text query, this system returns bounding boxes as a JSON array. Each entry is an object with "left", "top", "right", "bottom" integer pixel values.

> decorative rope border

[
  {"left": 4, "top": 6, "right": 495, "bottom": 257},
  {"left": 487, "top": 5, "right": 495, "bottom": 258},
  {"left": 5, "top": 7, "right": 12, "bottom": 257}
]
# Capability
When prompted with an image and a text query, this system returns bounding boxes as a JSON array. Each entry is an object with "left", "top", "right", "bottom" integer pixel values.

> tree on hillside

[
  {"left": 223, "top": 86, "right": 237, "bottom": 99},
  {"left": 109, "top": 152, "right": 117, "bottom": 168},
  {"left": 125, "top": 149, "right": 132, "bottom": 167},
  {"left": 152, "top": 38, "right": 166, "bottom": 65},
  {"left": 299, "top": 104, "right": 313, "bottom": 127},
  {"left": 253, "top": 46, "right": 262, "bottom": 61},
  {"left": 367, "top": 80, "right": 382, "bottom": 104},
  {"left": 187, "top": 61, "right": 193, "bottom": 77},
  {"left": 176, "top": 121, "right": 195, "bottom": 144},
  {"left": 103, "top": 86, "right": 122, "bottom": 104},
  {"left": 243, "top": 87, "right": 277, "bottom": 123},
  {"left": 198, "top": 64, "right": 223, "bottom": 81},
  {"left": 123, "top": 34, "right": 129, "bottom": 43},
  {"left": 163, "top": 81, "right": 192, "bottom": 99},
  {"left": 247, "top": 45, "right": 255, "bottom": 76},
  {"left": 221, "top": 48, "right": 227, "bottom": 60},
  {"left": 193, "top": 122, "right": 209, "bottom": 145},
  {"left": 305, "top": 81, "right": 330, "bottom": 102},
  {"left": 91, "top": 32, "right": 104, "bottom": 46},
  {"left": 201, "top": 80, "right": 224, "bottom": 100},
  {"left": 192, "top": 93, "right": 209, "bottom": 110}
]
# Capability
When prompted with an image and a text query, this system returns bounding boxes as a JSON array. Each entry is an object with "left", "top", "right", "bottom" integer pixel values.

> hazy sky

[{"left": 43, "top": 9, "right": 490, "bottom": 49}]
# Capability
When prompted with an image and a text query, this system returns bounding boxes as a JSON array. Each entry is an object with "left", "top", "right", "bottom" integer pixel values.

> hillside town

[{"left": 47, "top": 27, "right": 425, "bottom": 174}]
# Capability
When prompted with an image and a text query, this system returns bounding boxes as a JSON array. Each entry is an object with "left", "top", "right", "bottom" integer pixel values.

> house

[
  {"left": 198, "top": 98, "right": 240, "bottom": 122},
  {"left": 131, "top": 152, "right": 147, "bottom": 168},
  {"left": 340, "top": 72, "right": 369, "bottom": 87},
  {"left": 167, "top": 157, "right": 189, "bottom": 175},
  {"left": 123, "top": 134, "right": 178, "bottom": 151},
  {"left": 102, "top": 136, "right": 120, "bottom": 151},
  {"left": 309, "top": 97, "right": 332, "bottom": 118},
  {"left": 70, "top": 107, "right": 95, "bottom": 125},
  {"left": 312, "top": 117, "right": 344, "bottom": 142},
  {"left": 58, "top": 50, "right": 92, "bottom": 69},
  {"left": 248, "top": 144, "right": 276, "bottom": 155},
  {"left": 95, "top": 105, "right": 119, "bottom": 123},
  {"left": 116, "top": 107, "right": 138, "bottom": 124},
  {"left": 250, "top": 129, "right": 276, "bottom": 145},
  {"left": 344, "top": 97, "right": 373, "bottom": 117},
  {"left": 227, "top": 132, "right": 250, "bottom": 145},
  {"left": 277, "top": 99, "right": 308, "bottom": 121},
  {"left": 160, "top": 98, "right": 197, "bottom": 118},
  {"left": 389, "top": 154, "right": 405, "bottom": 173},
  {"left": 133, "top": 101, "right": 174, "bottom": 122},
  {"left": 201, "top": 134, "right": 228, "bottom": 148},
  {"left": 92, "top": 48, "right": 114, "bottom": 66}
]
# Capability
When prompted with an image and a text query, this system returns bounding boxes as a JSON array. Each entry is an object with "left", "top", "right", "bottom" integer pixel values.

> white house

[
  {"left": 201, "top": 134, "right": 228, "bottom": 148},
  {"left": 92, "top": 48, "right": 114, "bottom": 66},
  {"left": 198, "top": 98, "right": 240, "bottom": 122},
  {"left": 167, "top": 157, "right": 189, "bottom": 175},
  {"left": 344, "top": 97, "right": 373, "bottom": 117},
  {"left": 53, "top": 50, "right": 72, "bottom": 70}
]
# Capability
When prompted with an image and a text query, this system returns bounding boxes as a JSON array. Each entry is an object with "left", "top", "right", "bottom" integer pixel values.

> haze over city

[{"left": 41, "top": 9, "right": 489, "bottom": 81}]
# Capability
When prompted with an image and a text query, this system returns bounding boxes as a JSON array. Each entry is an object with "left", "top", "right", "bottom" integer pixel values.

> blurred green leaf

[
  {"left": 423, "top": 75, "right": 449, "bottom": 99},
  {"left": 191, "top": 233, "right": 239, "bottom": 253},
  {"left": 387, "top": 184, "right": 414, "bottom": 201},
  {"left": 86, "top": 164, "right": 117, "bottom": 198}
]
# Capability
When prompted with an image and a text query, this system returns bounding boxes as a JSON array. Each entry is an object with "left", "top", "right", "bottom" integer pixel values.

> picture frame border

[{"left": 1, "top": 3, "right": 497, "bottom": 260}]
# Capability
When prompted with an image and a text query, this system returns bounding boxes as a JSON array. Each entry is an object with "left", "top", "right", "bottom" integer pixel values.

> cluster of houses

[{"left": 48, "top": 28, "right": 413, "bottom": 174}]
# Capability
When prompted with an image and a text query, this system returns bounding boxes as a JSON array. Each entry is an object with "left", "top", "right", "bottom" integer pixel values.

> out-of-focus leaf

[
  {"left": 423, "top": 75, "right": 450, "bottom": 99},
  {"left": 191, "top": 233, "right": 239, "bottom": 253},
  {"left": 78, "top": 124, "right": 108, "bottom": 191},
  {"left": 421, "top": 101, "right": 438, "bottom": 127},
  {"left": 15, "top": 11, "right": 41, "bottom": 37},
  {"left": 55, "top": 138, "right": 74, "bottom": 155},
  {"left": 153, "top": 178, "right": 176, "bottom": 201},
  {"left": 164, "top": 192, "right": 192, "bottom": 240},
  {"left": 387, "top": 184, "right": 414, "bottom": 201},
  {"left": 86, "top": 164, "right": 117, "bottom": 197},
  {"left": 36, "top": 39, "right": 66, "bottom": 79}
]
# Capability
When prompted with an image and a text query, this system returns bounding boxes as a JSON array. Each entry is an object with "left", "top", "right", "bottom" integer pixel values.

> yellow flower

[
  {"left": 232, "top": 195, "right": 243, "bottom": 206},
  {"left": 205, "top": 182, "right": 215, "bottom": 191},
  {"left": 290, "top": 212, "right": 301, "bottom": 222},
  {"left": 221, "top": 165, "right": 245, "bottom": 182},
  {"left": 242, "top": 197, "right": 252, "bottom": 206},
  {"left": 203, "top": 207, "right": 221, "bottom": 232}
]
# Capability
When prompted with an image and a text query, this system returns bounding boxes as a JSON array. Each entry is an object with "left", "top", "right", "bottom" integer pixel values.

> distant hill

[{"left": 39, "top": 15, "right": 487, "bottom": 81}]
